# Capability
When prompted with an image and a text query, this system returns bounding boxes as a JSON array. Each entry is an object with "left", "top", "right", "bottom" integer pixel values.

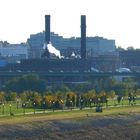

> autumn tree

[
  {"left": 98, "top": 90, "right": 108, "bottom": 106},
  {"left": 10, "top": 92, "right": 17, "bottom": 101},
  {"left": 33, "top": 92, "right": 42, "bottom": 107},
  {"left": 0, "top": 91, "right": 5, "bottom": 103},
  {"left": 65, "top": 92, "right": 76, "bottom": 108},
  {"left": 108, "top": 90, "right": 116, "bottom": 106},
  {"left": 82, "top": 89, "right": 96, "bottom": 107}
]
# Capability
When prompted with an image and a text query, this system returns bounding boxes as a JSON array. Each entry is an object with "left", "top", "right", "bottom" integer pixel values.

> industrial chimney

[
  {"left": 42, "top": 15, "right": 51, "bottom": 58},
  {"left": 45, "top": 15, "right": 51, "bottom": 44},
  {"left": 81, "top": 15, "right": 86, "bottom": 59}
]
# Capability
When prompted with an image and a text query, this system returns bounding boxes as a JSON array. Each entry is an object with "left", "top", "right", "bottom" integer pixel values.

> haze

[{"left": 0, "top": 0, "right": 140, "bottom": 49}]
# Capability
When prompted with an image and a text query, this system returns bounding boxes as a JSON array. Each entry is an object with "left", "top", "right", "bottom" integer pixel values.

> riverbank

[{"left": 0, "top": 106, "right": 140, "bottom": 140}]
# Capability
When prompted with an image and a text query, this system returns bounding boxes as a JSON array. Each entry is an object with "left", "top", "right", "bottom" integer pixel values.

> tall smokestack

[
  {"left": 42, "top": 15, "right": 50, "bottom": 58},
  {"left": 45, "top": 15, "right": 50, "bottom": 44},
  {"left": 81, "top": 15, "right": 86, "bottom": 59}
]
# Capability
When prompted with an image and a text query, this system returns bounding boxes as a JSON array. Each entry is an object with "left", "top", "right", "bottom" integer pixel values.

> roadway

[{"left": 0, "top": 71, "right": 140, "bottom": 78}]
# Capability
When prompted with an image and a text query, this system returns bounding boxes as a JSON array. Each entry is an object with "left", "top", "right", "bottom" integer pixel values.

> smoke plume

[{"left": 43, "top": 42, "right": 62, "bottom": 58}]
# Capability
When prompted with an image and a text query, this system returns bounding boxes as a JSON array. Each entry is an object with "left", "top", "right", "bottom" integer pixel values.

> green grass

[
  {"left": 100, "top": 98, "right": 140, "bottom": 107},
  {"left": 0, "top": 105, "right": 140, "bottom": 125},
  {"left": 0, "top": 102, "right": 43, "bottom": 116},
  {"left": 1, "top": 98, "right": 140, "bottom": 116}
]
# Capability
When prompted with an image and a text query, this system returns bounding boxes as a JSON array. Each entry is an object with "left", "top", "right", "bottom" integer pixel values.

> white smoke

[
  {"left": 43, "top": 42, "right": 63, "bottom": 58},
  {"left": 71, "top": 52, "right": 76, "bottom": 57},
  {"left": 71, "top": 51, "right": 81, "bottom": 59}
]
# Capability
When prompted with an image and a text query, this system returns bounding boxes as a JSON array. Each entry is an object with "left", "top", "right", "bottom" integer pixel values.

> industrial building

[
  {"left": 0, "top": 15, "right": 118, "bottom": 74},
  {"left": 0, "top": 42, "right": 29, "bottom": 63},
  {"left": 0, "top": 15, "right": 139, "bottom": 88},
  {"left": 27, "top": 19, "right": 116, "bottom": 59},
  {"left": 119, "top": 50, "right": 140, "bottom": 70},
  {"left": 28, "top": 33, "right": 116, "bottom": 59},
  {"left": 0, "top": 15, "right": 92, "bottom": 73}
]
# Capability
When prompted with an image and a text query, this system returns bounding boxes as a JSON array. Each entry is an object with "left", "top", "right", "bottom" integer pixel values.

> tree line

[{"left": 0, "top": 74, "right": 140, "bottom": 109}]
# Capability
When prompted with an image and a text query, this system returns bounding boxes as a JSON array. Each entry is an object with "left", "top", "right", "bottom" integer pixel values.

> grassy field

[
  {"left": 0, "top": 105, "right": 140, "bottom": 140},
  {"left": 0, "top": 102, "right": 35, "bottom": 115},
  {"left": 0, "top": 105, "right": 140, "bottom": 125},
  {"left": 0, "top": 98, "right": 140, "bottom": 116}
]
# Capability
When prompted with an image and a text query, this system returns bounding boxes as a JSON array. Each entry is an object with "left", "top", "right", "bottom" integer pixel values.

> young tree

[
  {"left": 82, "top": 89, "right": 96, "bottom": 107},
  {"left": 44, "top": 95, "right": 56, "bottom": 109},
  {"left": 0, "top": 91, "right": 5, "bottom": 103},
  {"left": 98, "top": 91, "right": 108, "bottom": 106},
  {"left": 33, "top": 92, "right": 42, "bottom": 107},
  {"left": 108, "top": 90, "right": 116, "bottom": 99},
  {"left": 65, "top": 92, "right": 76, "bottom": 108},
  {"left": 10, "top": 92, "right": 17, "bottom": 101},
  {"left": 20, "top": 92, "right": 28, "bottom": 102},
  {"left": 108, "top": 90, "right": 116, "bottom": 106}
]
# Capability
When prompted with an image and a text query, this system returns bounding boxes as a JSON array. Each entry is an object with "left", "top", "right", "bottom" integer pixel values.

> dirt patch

[{"left": 0, "top": 113, "right": 140, "bottom": 140}]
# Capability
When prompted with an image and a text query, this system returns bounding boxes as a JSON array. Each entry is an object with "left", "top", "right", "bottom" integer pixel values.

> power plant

[
  {"left": 0, "top": 15, "right": 92, "bottom": 73},
  {"left": 0, "top": 15, "right": 140, "bottom": 87},
  {"left": 43, "top": 15, "right": 87, "bottom": 60}
]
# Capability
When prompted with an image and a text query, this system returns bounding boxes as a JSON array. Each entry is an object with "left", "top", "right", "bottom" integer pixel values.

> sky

[{"left": 0, "top": 0, "right": 140, "bottom": 49}]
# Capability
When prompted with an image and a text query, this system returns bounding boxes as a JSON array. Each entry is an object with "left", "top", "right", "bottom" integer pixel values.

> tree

[
  {"left": 44, "top": 95, "right": 56, "bottom": 108},
  {"left": 33, "top": 92, "right": 42, "bottom": 107},
  {"left": 4, "top": 74, "right": 46, "bottom": 93},
  {"left": 110, "top": 78, "right": 137, "bottom": 97},
  {"left": 56, "top": 91, "right": 65, "bottom": 107},
  {"left": 123, "top": 78, "right": 137, "bottom": 97},
  {"left": 44, "top": 90, "right": 53, "bottom": 96},
  {"left": 10, "top": 92, "right": 17, "bottom": 101},
  {"left": 108, "top": 90, "right": 116, "bottom": 106},
  {"left": 82, "top": 89, "right": 96, "bottom": 107},
  {"left": 117, "top": 46, "right": 125, "bottom": 51},
  {"left": 65, "top": 92, "right": 76, "bottom": 108},
  {"left": 108, "top": 90, "right": 116, "bottom": 99},
  {"left": 70, "top": 83, "right": 92, "bottom": 94},
  {"left": 127, "top": 46, "right": 135, "bottom": 50},
  {"left": 45, "top": 85, "right": 70, "bottom": 94},
  {"left": 135, "top": 89, "right": 140, "bottom": 96},
  {"left": 0, "top": 91, "right": 5, "bottom": 103},
  {"left": 98, "top": 91, "right": 108, "bottom": 106},
  {"left": 20, "top": 92, "right": 28, "bottom": 102}
]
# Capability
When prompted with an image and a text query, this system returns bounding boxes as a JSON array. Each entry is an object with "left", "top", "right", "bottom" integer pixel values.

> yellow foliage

[
  {"left": 0, "top": 91, "right": 5, "bottom": 102},
  {"left": 66, "top": 92, "right": 76, "bottom": 98}
]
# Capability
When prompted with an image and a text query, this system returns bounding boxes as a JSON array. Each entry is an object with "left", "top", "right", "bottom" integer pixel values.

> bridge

[
  {"left": 0, "top": 71, "right": 139, "bottom": 87},
  {"left": 0, "top": 71, "right": 140, "bottom": 77}
]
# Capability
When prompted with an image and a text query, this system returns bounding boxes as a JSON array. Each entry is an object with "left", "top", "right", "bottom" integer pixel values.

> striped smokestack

[{"left": 81, "top": 15, "right": 86, "bottom": 59}]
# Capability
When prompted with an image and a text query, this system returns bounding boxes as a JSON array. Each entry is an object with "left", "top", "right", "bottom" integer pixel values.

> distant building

[
  {"left": 119, "top": 50, "right": 140, "bottom": 68},
  {"left": 27, "top": 32, "right": 116, "bottom": 58},
  {"left": 27, "top": 32, "right": 45, "bottom": 58},
  {"left": 0, "top": 42, "right": 29, "bottom": 63},
  {"left": 91, "top": 54, "right": 119, "bottom": 72},
  {"left": 86, "top": 37, "right": 116, "bottom": 57}
]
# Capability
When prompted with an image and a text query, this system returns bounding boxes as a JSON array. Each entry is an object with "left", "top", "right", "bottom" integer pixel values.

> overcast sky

[{"left": 0, "top": 0, "right": 140, "bottom": 48}]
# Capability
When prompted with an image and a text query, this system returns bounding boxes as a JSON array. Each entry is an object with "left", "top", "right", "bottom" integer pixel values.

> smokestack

[
  {"left": 81, "top": 15, "right": 86, "bottom": 59},
  {"left": 42, "top": 15, "right": 51, "bottom": 58},
  {"left": 45, "top": 15, "right": 50, "bottom": 44}
]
